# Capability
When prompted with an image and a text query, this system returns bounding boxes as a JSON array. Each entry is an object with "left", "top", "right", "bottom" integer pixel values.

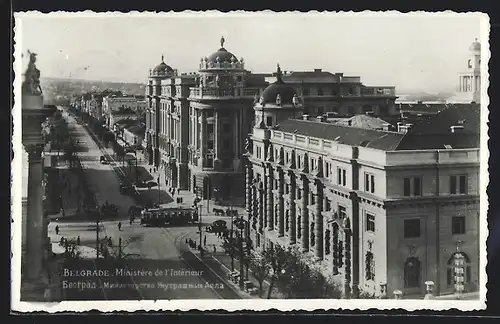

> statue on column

[
  {"left": 22, "top": 50, "right": 43, "bottom": 95},
  {"left": 215, "top": 74, "right": 220, "bottom": 87},
  {"left": 244, "top": 136, "right": 253, "bottom": 153}
]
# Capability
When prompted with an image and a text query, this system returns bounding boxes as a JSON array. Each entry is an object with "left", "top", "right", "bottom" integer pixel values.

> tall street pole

[
  {"left": 239, "top": 221, "right": 244, "bottom": 289},
  {"left": 157, "top": 172, "right": 161, "bottom": 205},
  {"left": 96, "top": 216, "right": 100, "bottom": 259},
  {"left": 230, "top": 202, "right": 234, "bottom": 272},
  {"left": 198, "top": 204, "right": 202, "bottom": 249}
]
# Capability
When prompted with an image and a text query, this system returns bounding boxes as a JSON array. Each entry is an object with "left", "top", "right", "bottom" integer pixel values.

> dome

[
  {"left": 469, "top": 39, "right": 481, "bottom": 52},
  {"left": 206, "top": 37, "right": 238, "bottom": 63},
  {"left": 260, "top": 65, "right": 297, "bottom": 105},
  {"left": 152, "top": 55, "right": 173, "bottom": 75}
]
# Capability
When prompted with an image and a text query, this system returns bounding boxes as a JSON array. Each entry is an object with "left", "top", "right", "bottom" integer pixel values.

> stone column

[
  {"left": 278, "top": 169, "right": 285, "bottom": 237},
  {"left": 214, "top": 110, "right": 219, "bottom": 160},
  {"left": 245, "top": 163, "right": 253, "bottom": 214},
  {"left": 301, "top": 177, "right": 309, "bottom": 252},
  {"left": 266, "top": 165, "right": 274, "bottom": 230},
  {"left": 199, "top": 111, "right": 205, "bottom": 168},
  {"left": 258, "top": 184, "right": 264, "bottom": 233},
  {"left": 25, "top": 144, "right": 46, "bottom": 280},
  {"left": 289, "top": 174, "right": 296, "bottom": 244},
  {"left": 315, "top": 182, "right": 324, "bottom": 260}
]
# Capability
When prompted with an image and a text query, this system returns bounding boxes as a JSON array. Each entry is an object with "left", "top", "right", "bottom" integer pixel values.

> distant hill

[
  {"left": 396, "top": 91, "right": 455, "bottom": 102},
  {"left": 41, "top": 77, "right": 146, "bottom": 97}
]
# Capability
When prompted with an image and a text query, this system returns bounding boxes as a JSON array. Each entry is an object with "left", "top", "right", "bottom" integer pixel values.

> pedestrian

[
  {"left": 118, "top": 222, "right": 122, "bottom": 231},
  {"left": 213, "top": 246, "right": 216, "bottom": 254},
  {"left": 108, "top": 237, "right": 112, "bottom": 247},
  {"left": 76, "top": 236, "right": 80, "bottom": 245},
  {"left": 204, "top": 236, "right": 207, "bottom": 246},
  {"left": 55, "top": 225, "right": 59, "bottom": 235},
  {"left": 129, "top": 218, "right": 133, "bottom": 225},
  {"left": 177, "top": 188, "right": 180, "bottom": 195}
]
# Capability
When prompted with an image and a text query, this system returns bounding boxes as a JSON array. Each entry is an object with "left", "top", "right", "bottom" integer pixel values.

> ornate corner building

[{"left": 245, "top": 64, "right": 480, "bottom": 298}]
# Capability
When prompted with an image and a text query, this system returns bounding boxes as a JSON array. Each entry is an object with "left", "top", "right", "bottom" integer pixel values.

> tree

[
  {"left": 262, "top": 244, "right": 287, "bottom": 299},
  {"left": 248, "top": 250, "right": 270, "bottom": 297},
  {"left": 275, "top": 248, "right": 343, "bottom": 299}
]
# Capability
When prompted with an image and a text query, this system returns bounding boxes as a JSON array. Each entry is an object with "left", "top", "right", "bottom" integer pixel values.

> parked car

[
  {"left": 99, "top": 156, "right": 109, "bottom": 164},
  {"left": 206, "top": 220, "right": 227, "bottom": 234}
]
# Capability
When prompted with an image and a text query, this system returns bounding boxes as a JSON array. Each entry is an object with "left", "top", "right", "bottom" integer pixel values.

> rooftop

[
  {"left": 274, "top": 104, "right": 480, "bottom": 151},
  {"left": 332, "top": 114, "right": 392, "bottom": 131}
]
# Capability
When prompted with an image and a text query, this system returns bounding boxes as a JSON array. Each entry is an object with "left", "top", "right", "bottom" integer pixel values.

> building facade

[
  {"left": 144, "top": 56, "right": 177, "bottom": 166},
  {"left": 245, "top": 74, "right": 480, "bottom": 298},
  {"left": 280, "top": 69, "right": 397, "bottom": 117},
  {"left": 158, "top": 75, "right": 196, "bottom": 189},
  {"left": 185, "top": 37, "right": 267, "bottom": 200},
  {"left": 448, "top": 39, "right": 482, "bottom": 104}
]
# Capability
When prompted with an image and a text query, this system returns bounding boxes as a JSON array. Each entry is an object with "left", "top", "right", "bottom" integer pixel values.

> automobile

[
  {"left": 206, "top": 220, "right": 227, "bottom": 234},
  {"left": 135, "top": 181, "right": 149, "bottom": 188},
  {"left": 99, "top": 156, "right": 109, "bottom": 164}
]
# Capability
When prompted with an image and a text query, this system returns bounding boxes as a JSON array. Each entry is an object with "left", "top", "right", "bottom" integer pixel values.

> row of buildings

[
  {"left": 138, "top": 37, "right": 481, "bottom": 298},
  {"left": 69, "top": 37, "right": 481, "bottom": 299}
]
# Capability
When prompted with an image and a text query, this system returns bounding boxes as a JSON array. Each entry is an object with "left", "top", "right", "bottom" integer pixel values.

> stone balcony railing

[
  {"left": 360, "top": 86, "right": 396, "bottom": 97},
  {"left": 189, "top": 87, "right": 262, "bottom": 99},
  {"left": 199, "top": 61, "right": 245, "bottom": 71}
]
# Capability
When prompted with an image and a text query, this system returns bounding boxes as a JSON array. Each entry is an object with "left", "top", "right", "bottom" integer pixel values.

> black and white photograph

[{"left": 11, "top": 11, "right": 489, "bottom": 312}]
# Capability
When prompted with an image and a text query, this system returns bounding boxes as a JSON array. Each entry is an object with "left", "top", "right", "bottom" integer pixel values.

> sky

[{"left": 15, "top": 12, "right": 487, "bottom": 93}]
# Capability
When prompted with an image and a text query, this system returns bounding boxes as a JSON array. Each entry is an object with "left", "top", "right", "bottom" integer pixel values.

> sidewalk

[{"left": 185, "top": 230, "right": 281, "bottom": 299}]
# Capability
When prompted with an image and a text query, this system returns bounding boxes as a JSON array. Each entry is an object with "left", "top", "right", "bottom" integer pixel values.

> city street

[{"left": 48, "top": 107, "right": 240, "bottom": 300}]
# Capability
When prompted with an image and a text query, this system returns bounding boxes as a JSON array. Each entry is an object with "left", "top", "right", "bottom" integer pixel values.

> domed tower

[
  {"left": 188, "top": 37, "right": 267, "bottom": 201},
  {"left": 253, "top": 63, "right": 303, "bottom": 130},
  {"left": 144, "top": 55, "right": 176, "bottom": 166},
  {"left": 453, "top": 39, "right": 481, "bottom": 104}
]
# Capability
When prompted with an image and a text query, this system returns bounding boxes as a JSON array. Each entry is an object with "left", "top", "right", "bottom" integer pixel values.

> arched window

[
  {"left": 310, "top": 221, "right": 315, "bottom": 247},
  {"left": 447, "top": 252, "right": 471, "bottom": 286},
  {"left": 404, "top": 257, "right": 420, "bottom": 288}
]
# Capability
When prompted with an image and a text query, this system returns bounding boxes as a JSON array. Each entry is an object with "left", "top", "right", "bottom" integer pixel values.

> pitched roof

[
  {"left": 396, "top": 104, "right": 480, "bottom": 150},
  {"left": 275, "top": 119, "right": 405, "bottom": 151},
  {"left": 333, "top": 115, "right": 392, "bottom": 130}
]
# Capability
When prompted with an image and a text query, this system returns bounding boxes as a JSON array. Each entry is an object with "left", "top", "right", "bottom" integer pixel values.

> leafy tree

[
  {"left": 262, "top": 244, "right": 287, "bottom": 299},
  {"left": 248, "top": 250, "right": 270, "bottom": 297}
]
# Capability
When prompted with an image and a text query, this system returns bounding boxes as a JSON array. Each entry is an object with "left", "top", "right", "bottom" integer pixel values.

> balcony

[
  {"left": 360, "top": 86, "right": 396, "bottom": 97},
  {"left": 189, "top": 87, "right": 262, "bottom": 100}
]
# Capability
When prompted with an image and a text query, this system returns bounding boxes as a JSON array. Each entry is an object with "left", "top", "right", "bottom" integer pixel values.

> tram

[{"left": 140, "top": 202, "right": 198, "bottom": 227}]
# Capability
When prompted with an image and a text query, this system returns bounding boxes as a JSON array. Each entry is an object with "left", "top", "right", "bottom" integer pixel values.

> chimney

[
  {"left": 302, "top": 114, "right": 310, "bottom": 121},
  {"left": 314, "top": 69, "right": 322, "bottom": 73},
  {"left": 450, "top": 125, "right": 465, "bottom": 133},
  {"left": 316, "top": 115, "right": 327, "bottom": 122}
]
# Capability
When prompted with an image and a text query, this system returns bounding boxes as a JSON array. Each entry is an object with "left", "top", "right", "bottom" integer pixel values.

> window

[
  {"left": 338, "top": 167, "right": 347, "bottom": 186},
  {"left": 404, "top": 177, "right": 422, "bottom": 197},
  {"left": 364, "top": 173, "right": 375, "bottom": 194},
  {"left": 366, "top": 213, "right": 375, "bottom": 232},
  {"left": 317, "top": 88, "right": 323, "bottom": 96},
  {"left": 266, "top": 116, "right": 273, "bottom": 126},
  {"left": 450, "top": 175, "right": 467, "bottom": 194},
  {"left": 404, "top": 219, "right": 421, "bottom": 238},
  {"left": 325, "top": 199, "right": 331, "bottom": 211},
  {"left": 297, "top": 155, "right": 302, "bottom": 169},
  {"left": 452, "top": 216, "right": 466, "bottom": 235},
  {"left": 256, "top": 146, "right": 262, "bottom": 159},
  {"left": 325, "top": 229, "right": 331, "bottom": 255},
  {"left": 404, "top": 257, "right": 420, "bottom": 288},
  {"left": 338, "top": 205, "right": 347, "bottom": 219},
  {"left": 325, "top": 162, "right": 330, "bottom": 177}
]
